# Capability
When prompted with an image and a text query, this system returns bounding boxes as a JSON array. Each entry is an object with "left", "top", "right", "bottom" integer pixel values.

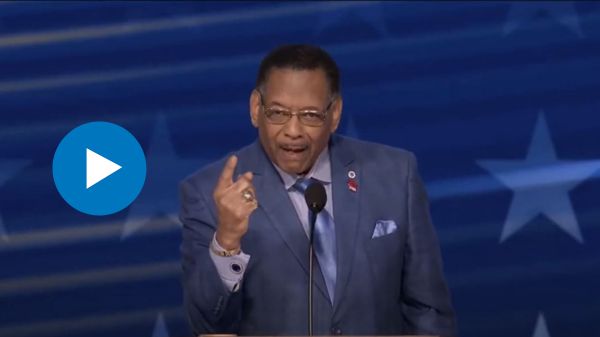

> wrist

[{"left": 215, "top": 231, "right": 241, "bottom": 251}]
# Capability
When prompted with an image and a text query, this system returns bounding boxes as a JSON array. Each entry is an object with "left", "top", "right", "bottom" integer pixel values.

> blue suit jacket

[{"left": 180, "top": 135, "right": 456, "bottom": 336}]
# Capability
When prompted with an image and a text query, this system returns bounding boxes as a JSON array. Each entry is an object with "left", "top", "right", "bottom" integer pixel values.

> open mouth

[{"left": 280, "top": 144, "right": 308, "bottom": 155}]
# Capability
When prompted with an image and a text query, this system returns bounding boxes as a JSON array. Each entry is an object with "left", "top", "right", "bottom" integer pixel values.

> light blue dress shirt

[{"left": 209, "top": 147, "right": 334, "bottom": 291}]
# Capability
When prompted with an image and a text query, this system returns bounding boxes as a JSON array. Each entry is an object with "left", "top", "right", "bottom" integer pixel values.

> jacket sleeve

[
  {"left": 179, "top": 177, "right": 243, "bottom": 335},
  {"left": 401, "top": 152, "right": 457, "bottom": 337}
]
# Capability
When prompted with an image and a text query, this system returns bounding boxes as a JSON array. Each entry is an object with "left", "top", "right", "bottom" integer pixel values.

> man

[{"left": 180, "top": 44, "right": 456, "bottom": 336}]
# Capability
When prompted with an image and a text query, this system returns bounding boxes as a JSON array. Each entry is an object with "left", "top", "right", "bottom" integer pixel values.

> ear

[
  {"left": 330, "top": 96, "right": 343, "bottom": 133},
  {"left": 249, "top": 89, "right": 261, "bottom": 128}
]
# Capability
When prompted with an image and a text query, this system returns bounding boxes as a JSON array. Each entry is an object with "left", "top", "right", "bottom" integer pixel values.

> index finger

[{"left": 216, "top": 155, "right": 237, "bottom": 191}]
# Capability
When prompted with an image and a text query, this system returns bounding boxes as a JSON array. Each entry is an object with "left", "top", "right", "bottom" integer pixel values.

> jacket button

[{"left": 331, "top": 327, "right": 342, "bottom": 335}]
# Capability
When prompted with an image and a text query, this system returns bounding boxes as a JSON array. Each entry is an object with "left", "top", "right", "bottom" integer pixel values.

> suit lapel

[
  {"left": 329, "top": 135, "right": 361, "bottom": 314},
  {"left": 239, "top": 141, "right": 330, "bottom": 302}
]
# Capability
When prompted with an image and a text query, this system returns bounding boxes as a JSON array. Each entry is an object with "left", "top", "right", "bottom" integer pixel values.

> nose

[{"left": 282, "top": 114, "right": 303, "bottom": 138}]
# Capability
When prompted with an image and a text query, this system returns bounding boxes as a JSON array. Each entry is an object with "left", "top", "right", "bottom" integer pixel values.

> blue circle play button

[{"left": 52, "top": 121, "right": 146, "bottom": 216}]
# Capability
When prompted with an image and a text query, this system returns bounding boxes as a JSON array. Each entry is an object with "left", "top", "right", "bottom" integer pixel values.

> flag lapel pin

[{"left": 347, "top": 170, "right": 358, "bottom": 192}]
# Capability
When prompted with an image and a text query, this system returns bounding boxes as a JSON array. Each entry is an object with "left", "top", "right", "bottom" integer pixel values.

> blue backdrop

[{"left": 1, "top": 2, "right": 599, "bottom": 337}]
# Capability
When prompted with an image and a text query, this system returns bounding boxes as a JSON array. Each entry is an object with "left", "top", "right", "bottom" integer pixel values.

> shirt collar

[{"left": 273, "top": 146, "right": 332, "bottom": 191}]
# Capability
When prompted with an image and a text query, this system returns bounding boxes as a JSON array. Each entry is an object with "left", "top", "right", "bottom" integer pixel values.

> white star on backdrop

[
  {"left": 315, "top": 1, "right": 389, "bottom": 38},
  {"left": 152, "top": 312, "right": 169, "bottom": 337},
  {"left": 503, "top": 2, "right": 584, "bottom": 38},
  {"left": 477, "top": 112, "right": 600, "bottom": 243},
  {"left": 0, "top": 159, "right": 30, "bottom": 241},
  {"left": 532, "top": 313, "right": 551, "bottom": 337},
  {"left": 121, "top": 114, "right": 208, "bottom": 239}
]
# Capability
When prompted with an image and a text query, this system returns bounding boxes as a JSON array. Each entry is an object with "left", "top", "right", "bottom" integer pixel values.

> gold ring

[{"left": 242, "top": 189, "right": 254, "bottom": 203}]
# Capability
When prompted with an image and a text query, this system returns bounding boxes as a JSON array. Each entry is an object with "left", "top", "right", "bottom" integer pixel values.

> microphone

[
  {"left": 305, "top": 181, "right": 327, "bottom": 214},
  {"left": 303, "top": 181, "right": 327, "bottom": 336}
]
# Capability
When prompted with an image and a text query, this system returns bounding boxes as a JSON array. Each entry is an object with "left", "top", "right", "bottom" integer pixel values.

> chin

[
  {"left": 281, "top": 165, "right": 301, "bottom": 175},
  {"left": 277, "top": 163, "right": 304, "bottom": 175}
]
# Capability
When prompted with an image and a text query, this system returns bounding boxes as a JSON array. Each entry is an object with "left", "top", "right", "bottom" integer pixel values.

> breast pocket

[{"left": 364, "top": 220, "right": 406, "bottom": 297}]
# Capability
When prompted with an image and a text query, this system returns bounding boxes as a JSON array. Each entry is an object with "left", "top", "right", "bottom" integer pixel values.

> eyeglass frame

[{"left": 256, "top": 89, "right": 336, "bottom": 127}]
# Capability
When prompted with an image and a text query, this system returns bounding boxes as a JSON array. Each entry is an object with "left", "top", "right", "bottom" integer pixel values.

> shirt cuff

[{"left": 209, "top": 234, "right": 250, "bottom": 292}]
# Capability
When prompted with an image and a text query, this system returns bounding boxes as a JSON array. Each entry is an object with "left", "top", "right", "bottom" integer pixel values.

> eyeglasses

[{"left": 258, "top": 91, "right": 334, "bottom": 127}]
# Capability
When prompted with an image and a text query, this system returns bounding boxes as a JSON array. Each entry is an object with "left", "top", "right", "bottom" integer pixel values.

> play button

[
  {"left": 86, "top": 148, "right": 122, "bottom": 189},
  {"left": 53, "top": 122, "right": 146, "bottom": 216}
]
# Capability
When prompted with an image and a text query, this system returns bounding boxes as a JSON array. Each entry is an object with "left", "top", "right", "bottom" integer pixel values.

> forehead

[{"left": 262, "top": 68, "right": 330, "bottom": 106}]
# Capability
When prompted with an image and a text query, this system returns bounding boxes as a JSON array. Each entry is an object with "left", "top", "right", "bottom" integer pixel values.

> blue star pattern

[
  {"left": 478, "top": 112, "right": 600, "bottom": 243},
  {"left": 532, "top": 313, "right": 550, "bottom": 337},
  {"left": 315, "top": 1, "right": 389, "bottom": 38},
  {"left": 152, "top": 312, "right": 170, "bottom": 337},
  {"left": 504, "top": 2, "right": 584, "bottom": 38},
  {"left": 121, "top": 114, "right": 209, "bottom": 239}
]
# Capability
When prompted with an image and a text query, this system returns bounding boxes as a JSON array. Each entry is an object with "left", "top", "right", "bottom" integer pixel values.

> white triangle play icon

[{"left": 86, "top": 148, "right": 122, "bottom": 189}]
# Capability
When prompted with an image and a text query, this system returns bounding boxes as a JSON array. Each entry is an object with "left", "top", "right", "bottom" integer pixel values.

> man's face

[{"left": 250, "top": 68, "right": 342, "bottom": 175}]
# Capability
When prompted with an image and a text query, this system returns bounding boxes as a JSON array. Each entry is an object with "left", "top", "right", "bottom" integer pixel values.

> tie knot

[{"left": 293, "top": 178, "right": 314, "bottom": 193}]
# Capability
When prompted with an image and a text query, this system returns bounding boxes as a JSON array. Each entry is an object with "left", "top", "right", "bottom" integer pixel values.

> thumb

[{"left": 242, "top": 171, "right": 253, "bottom": 181}]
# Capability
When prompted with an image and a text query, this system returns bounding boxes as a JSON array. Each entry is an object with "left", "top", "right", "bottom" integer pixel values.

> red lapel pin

[{"left": 347, "top": 170, "right": 358, "bottom": 192}]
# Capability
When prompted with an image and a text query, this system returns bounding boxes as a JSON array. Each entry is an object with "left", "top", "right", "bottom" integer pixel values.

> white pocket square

[{"left": 371, "top": 220, "right": 398, "bottom": 239}]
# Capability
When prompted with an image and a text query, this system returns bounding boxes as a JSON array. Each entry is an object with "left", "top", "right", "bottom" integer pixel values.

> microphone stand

[
  {"left": 304, "top": 181, "right": 326, "bottom": 337},
  {"left": 308, "top": 209, "right": 317, "bottom": 336}
]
